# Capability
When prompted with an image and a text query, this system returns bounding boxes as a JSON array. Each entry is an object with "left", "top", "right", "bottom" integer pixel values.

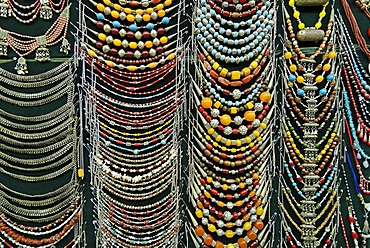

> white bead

[{"left": 137, "top": 41, "right": 144, "bottom": 49}]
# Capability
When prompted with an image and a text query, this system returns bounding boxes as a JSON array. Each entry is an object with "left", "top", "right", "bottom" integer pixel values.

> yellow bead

[
  {"left": 204, "top": 191, "right": 211, "bottom": 198},
  {"left": 236, "top": 139, "right": 242, "bottom": 147},
  {"left": 244, "top": 222, "right": 252, "bottom": 230},
  {"left": 284, "top": 52, "right": 292, "bottom": 60},
  {"left": 231, "top": 71, "right": 241, "bottom": 80},
  {"left": 143, "top": 14, "right": 151, "bottom": 21},
  {"left": 256, "top": 136, "right": 262, "bottom": 141},
  {"left": 124, "top": 8, "right": 132, "bottom": 14},
  {"left": 299, "top": 154, "right": 304, "bottom": 159},
  {"left": 160, "top": 36, "right": 168, "bottom": 44},
  {"left": 239, "top": 182, "right": 245, "bottom": 189},
  {"left": 249, "top": 142, "right": 254, "bottom": 148},
  {"left": 164, "top": 0, "right": 172, "bottom": 6},
  {"left": 148, "top": 62, "right": 157, "bottom": 68},
  {"left": 220, "top": 68, "right": 228, "bottom": 77},
  {"left": 113, "top": 4, "right": 121, "bottom": 11},
  {"left": 236, "top": 200, "right": 243, "bottom": 207},
  {"left": 103, "top": 0, "right": 111, "bottom": 5},
  {"left": 328, "top": 51, "right": 336, "bottom": 59},
  {"left": 136, "top": 9, "right": 143, "bottom": 15},
  {"left": 230, "top": 107, "right": 237, "bottom": 114},
  {"left": 316, "top": 75, "right": 324, "bottom": 83},
  {"left": 227, "top": 244, "right": 235, "bottom": 248},
  {"left": 207, "top": 128, "right": 214, "bottom": 135},
  {"left": 113, "top": 39, "right": 122, "bottom": 47},
  {"left": 225, "top": 230, "right": 234, "bottom": 238},
  {"left": 126, "top": 14, "right": 135, "bottom": 22},
  {"left": 256, "top": 207, "right": 264, "bottom": 215},
  {"left": 323, "top": 64, "right": 331, "bottom": 71},
  {"left": 217, "top": 201, "right": 225, "bottom": 207},
  {"left": 328, "top": 139, "right": 333, "bottom": 143},
  {"left": 245, "top": 136, "right": 252, "bottom": 143},
  {"left": 205, "top": 135, "right": 211, "bottom": 141},
  {"left": 221, "top": 146, "right": 227, "bottom": 151},
  {"left": 226, "top": 139, "right": 232, "bottom": 146},
  {"left": 246, "top": 102, "right": 254, "bottom": 109},
  {"left": 207, "top": 177, "right": 212, "bottom": 183},
  {"left": 156, "top": 3, "right": 164, "bottom": 10},
  {"left": 216, "top": 135, "right": 222, "bottom": 142},
  {"left": 242, "top": 67, "right": 251, "bottom": 76},
  {"left": 127, "top": 65, "right": 136, "bottom": 71},
  {"left": 252, "top": 173, "right": 259, "bottom": 179},
  {"left": 195, "top": 209, "right": 203, "bottom": 218},
  {"left": 250, "top": 61, "right": 258, "bottom": 69},
  {"left": 88, "top": 50, "right": 96, "bottom": 57},
  {"left": 230, "top": 148, "right": 237, "bottom": 153},
  {"left": 158, "top": 9, "right": 166, "bottom": 17},
  {"left": 331, "top": 132, "right": 336, "bottom": 137},
  {"left": 167, "top": 53, "right": 175, "bottom": 60},
  {"left": 317, "top": 154, "right": 322, "bottom": 159},
  {"left": 98, "top": 33, "right": 107, "bottom": 41},
  {"left": 315, "top": 22, "right": 322, "bottom": 29},
  {"left": 78, "top": 168, "right": 84, "bottom": 178},
  {"left": 240, "top": 146, "right": 246, "bottom": 151},
  {"left": 96, "top": 3, "right": 105, "bottom": 12},
  {"left": 208, "top": 224, "right": 216, "bottom": 232},
  {"left": 319, "top": 11, "right": 326, "bottom": 18},
  {"left": 293, "top": 11, "right": 300, "bottom": 18},
  {"left": 129, "top": 42, "right": 138, "bottom": 49},
  {"left": 253, "top": 130, "right": 260, "bottom": 137},
  {"left": 145, "top": 41, "right": 153, "bottom": 48},
  {"left": 260, "top": 122, "right": 267, "bottom": 129},
  {"left": 298, "top": 23, "right": 305, "bottom": 30},
  {"left": 146, "top": 7, "right": 153, "bottom": 14},
  {"left": 286, "top": 131, "right": 291, "bottom": 136},
  {"left": 296, "top": 76, "right": 304, "bottom": 83},
  {"left": 289, "top": 64, "right": 297, "bottom": 72},
  {"left": 213, "top": 142, "right": 218, "bottom": 147},
  {"left": 212, "top": 62, "right": 220, "bottom": 70},
  {"left": 106, "top": 60, "right": 114, "bottom": 67},
  {"left": 213, "top": 101, "right": 221, "bottom": 108},
  {"left": 222, "top": 184, "right": 228, "bottom": 190},
  {"left": 288, "top": 0, "right": 295, "bottom": 6}
]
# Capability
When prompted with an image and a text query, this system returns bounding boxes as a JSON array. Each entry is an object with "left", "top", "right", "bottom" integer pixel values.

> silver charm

[
  {"left": 40, "top": 0, "right": 52, "bottom": 19},
  {"left": 0, "top": 29, "right": 8, "bottom": 56},
  {"left": 35, "top": 36, "right": 50, "bottom": 62},
  {"left": 59, "top": 38, "right": 70, "bottom": 55},
  {"left": 0, "top": 0, "right": 10, "bottom": 18},
  {"left": 14, "top": 57, "right": 28, "bottom": 75}
]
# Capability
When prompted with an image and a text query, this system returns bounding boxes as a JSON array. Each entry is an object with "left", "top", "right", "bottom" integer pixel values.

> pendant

[
  {"left": 35, "top": 46, "right": 51, "bottom": 62},
  {"left": 295, "top": 0, "right": 328, "bottom": 6},
  {"left": 0, "top": 0, "right": 9, "bottom": 18},
  {"left": 40, "top": 0, "right": 52, "bottom": 19},
  {"left": 297, "top": 29, "right": 325, "bottom": 42},
  {"left": 14, "top": 57, "right": 28, "bottom": 75},
  {"left": 60, "top": 38, "right": 71, "bottom": 54},
  {"left": 0, "top": 29, "right": 8, "bottom": 56}
]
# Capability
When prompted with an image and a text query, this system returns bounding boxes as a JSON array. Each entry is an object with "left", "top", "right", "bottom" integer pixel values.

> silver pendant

[
  {"left": 15, "top": 57, "right": 28, "bottom": 75},
  {"left": 60, "top": 38, "right": 71, "bottom": 55},
  {"left": 0, "top": 0, "right": 9, "bottom": 18},
  {"left": 35, "top": 46, "right": 51, "bottom": 62},
  {"left": 40, "top": 0, "right": 52, "bottom": 19}
]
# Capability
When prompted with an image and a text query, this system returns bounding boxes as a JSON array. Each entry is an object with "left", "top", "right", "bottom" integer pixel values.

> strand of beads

[
  {"left": 188, "top": 0, "right": 276, "bottom": 247},
  {"left": 81, "top": 0, "right": 187, "bottom": 246}
]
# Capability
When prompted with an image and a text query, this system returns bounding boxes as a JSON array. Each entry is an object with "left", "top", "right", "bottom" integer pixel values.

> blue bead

[
  {"left": 232, "top": 32, "right": 238, "bottom": 38},
  {"left": 129, "top": 24, "right": 137, "bottom": 31},
  {"left": 204, "top": 31, "right": 209, "bottom": 36},
  {"left": 323, "top": 185, "right": 327, "bottom": 189},
  {"left": 253, "top": 31, "right": 258, "bottom": 36},
  {"left": 267, "top": 14, "right": 272, "bottom": 19},
  {"left": 328, "top": 176, "right": 333, "bottom": 181},
  {"left": 289, "top": 75, "right": 296, "bottom": 81},
  {"left": 96, "top": 13, "right": 104, "bottom": 20},
  {"left": 161, "top": 140, "right": 166, "bottom": 145},
  {"left": 230, "top": 57, "right": 235, "bottom": 63},
  {"left": 297, "top": 89, "right": 305, "bottom": 96},
  {"left": 319, "top": 89, "right": 327, "bottom": 96},
  {"left": 248, "top": 52, "right": 254, "bottom": 59},
  {"left": 240, "top": 56, "right": 245, "bottom": 62},
  {"left": 204, "top": 42, "right": 209, "bottom": 48},
  {"left": 361, "top": 80, "right": 367, "bottom": 85},
  {"left": 248, "top": 95, "right": 253, "bottom": 99},
  {"left": 105, "top": 141, "right": 111, "bottom": 146},
  {"left": 223, "top": 38, "right": 228, "bottom": 43},
  {"left": 210, "top": 39, "right": 215, "bottom": 45},
  {"left": 219, "top": 28, "right": 225, "bottom": 34},
  {"left": 221, "top": 19, "right": 226, "bottom": 25},
  {"left": 201, "top": 7, "right": 207, "bottom": 13},
  {"left": 245, "top": 45, "right": 250, "bottom": 51},
  {"left": 206, "top": 82, "right": 211, "bottom": 87},
  {"left": 227, "top": 101, "right": 233, "bottom": 106},
  {"left": 298, "top": 191, "right": 302, "bottom": 195},
  {"left": 316, "top": 193, "right": 321, "bottom": 197},
  {"left": 162, "top": 16, "right": 170, "bottom": 24},
  {"left": 234, "top": 40, "right": 239, "bottom": 45},
  {"left": 211, "top": 49, "right": 216, "bottom": 56},
  {"left": 133, "top": 149, "right": 139, "bottom": 155},
  {"left": 247, "top": 20, "right": 252, "bottom": 25},
  {"left": 215, "top": 93, "right": 220, "bottom": 99},
  {"left": 227, "top": 48, "right": 232, "bottom": 54},
  {"left": 326, "top": 74, "right": 334, "bottom": 80},
  {"left": 112, "top": 21, "right": 120, "bottom": 28},
  {"left": 237, "top": 49, "right": 242, "bottom": 55},
  {"left": 220, "top": 55, "right": 225, "bottom": 61},
  {"left": 213, "top": 32, "right": 219, "bottom": 38},
  {"left": 210, "top": 88, "right": 215, "bottom": 94},
  {"left": 288, "top": 173, "right": 292, "bottom": 177},
  {"left": 252, "top": 89, "right": 258, "bottom": 94},
  {"left": 200, "top": 14, "right": 205, "bottom": 19},
  {"left": 210, "top": 9, "right": 216, "bottom": 16},
  {"left": 201, "top": 0, "right": 205, "bottom": 4},
  {"left": 284, "top": 163, "right": 288, "bottom": 168},
  {"left": 218, "top": 45, "right": 223, "bottom": 51},
  {"left": 206, "top": 24, "right": 211, "bottom": 29},
  {"left": 220, "top": 98, "right": 225, "bottom": 103},
  {"left": 260, "top": 32, "right": 265, "bottom": 37},
  {"left": 245, "top": 29, "right": 251, "bottom": 35},
  {"left": 235, "top": 101, "right": 240, "bottom": 107},
  {"left": 332, "top": 167, "right": 337, "bottom": 171},
  {"left": 234, "top": 23, "right": 239, "bottom": 29},
  {"left": 257, "top": 10, "right": 262, "bottom": 15},
  {"left": 265, "top": 1, "right": 271, "bottom": 7},
  {"left": 364, "top": 161, "right": 369, "bottom": 167},
  {"left": 256, "top": 46, "right": 262, "bottom": 52},
  {"left": 209, "top": 19, "right": 214, "bottom": 25},
  {"left": 262, "top": 38, "right": 268, "bottom": 44},
  {"left": 292, "top": 183, "right": 297, "bottom": 187},
  {"left": 260, "top": 23, "right": 266, "bottom": 28},
  {"left": 241, "top": 99, "right": 247, "bottom": 104},
  {"left": 257, "top": 84, "right": 262, "bottom": 88}
]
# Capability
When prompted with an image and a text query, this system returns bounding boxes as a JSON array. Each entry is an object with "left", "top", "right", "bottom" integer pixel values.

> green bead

[
  {"left": 297, "top": 205, "right": 302, "bottom": 209},
  {"left": 322, "top": 136, "right": 326, "bottom": 140},
  {"left": 296, "top": 135, "right": 300, "bottom": 139},
  {"left": 328, "top": 187, "right": 333, "bottom": 192},
  {"left": 315, "top": 143, "right": 319, "bottom": 148},
  {"left": 327, "top": 128, "right": 332, "bottom": 131},
  {"left": 286, "top": 117, "right": 290, "bottom": 121},
  {"left": 332, "top": 118, "right": 336, "bottom": 122},
  {"left": 290, "top": 127, "right": 294, "bottom": 131}
]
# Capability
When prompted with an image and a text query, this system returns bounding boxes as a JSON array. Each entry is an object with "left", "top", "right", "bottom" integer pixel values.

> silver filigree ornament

[
  {"left": 14, "top": 57, "right": 28, "bottom": 75},
  {"left": 223, "top": 126, "right": 233, "bottom": 135},
  {"left": 60, "top": 38, "right": 71, "bottom": 55},
  {"left": 0, "top": 0, "right": 10, "bottom": 17},
  {"left": 0, "top": 29, "right": 8, "bottom": 56},
  {"left": 232, "top": 89, "right": 242, "bottom": 99},
  {"left": 210, "top": 119, "right": 219, "bottom": 128},
  {"left": 234, "top": 116, "right": 243, "bottom": 125},
  {"left": 35, "top": 36, "right": 50, "bottom": 62},
  {"left": 40, "top": 0, "right": 52, "bottom": 19}
]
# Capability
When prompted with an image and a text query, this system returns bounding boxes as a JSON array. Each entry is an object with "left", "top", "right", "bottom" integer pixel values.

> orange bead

[
  {"left": 204, "top": 234, "right": 213, "bottom": 245},
  {"left": 195, "top": 225, "right": 204, "bottom": 236},
  {"left": 238, "top": 238, "right": 248, "bottom": 248},
  {"left": 247, "top": 230, "right": 257, "bottom": 240},
  {"left": 254, "top": 219, "right": 264, "bottom": 230},
  {"left": 244, "top": 111, "right": 256, "bottom": 122},
  {"left": 201, "top": 98, "right": 212, "bottom": 109},
  {"left": 259, "top": 91, "right": 271, "bottom": 103},
  {"left": 220, "top": 114, "right": 232, "bottom": 126},
  {"left": 209, "top": 216, "right": 216, "bottom": 223},
  {"left": 226, "top": 222, "right": 233, "bottom": 228},
  {"left": 215, "top": 241, "right": 224, "bottom": 248}
]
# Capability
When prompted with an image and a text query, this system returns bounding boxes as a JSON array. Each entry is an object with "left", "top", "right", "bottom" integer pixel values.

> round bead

[
  {"left": 201, "top": 98, "right": 213, "bottom": 108},
  {"left": 204, "top": 234, "right": 213, "bottom": 245},
  {"left": 259, "top": 92, "right": 271, "bottom": 103},
  {"left": 208, "top": 224, "right": 216, "bottom": 232},
  {"left": 220, "top": 115, "right": 232, "bottom": 125},
  {"left": 244, "top": 111, "right": 256, "bottom": 122},
  {"left": 225, "top": 230, "right": 234, "bottom": 238},
  {"left": 195, "top": 226, "right": 205, "bottom": 236}
]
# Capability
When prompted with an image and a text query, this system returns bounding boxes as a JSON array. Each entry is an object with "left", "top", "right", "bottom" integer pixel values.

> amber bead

[
  {"left": 204, "top": 234, "right": 213, "bottom": 245},
  {"left": 195, "top": 225, "right": 205, "bottom": 236},
  {"left": 238, "top": 238, "right": 247, "bottom": 248}
]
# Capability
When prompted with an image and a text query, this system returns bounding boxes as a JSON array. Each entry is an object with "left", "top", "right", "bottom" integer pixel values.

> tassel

[
  {"left": 0, "top": 0, "right": 9, "bottom": 18},
  {"left": 0, "top": 29, "right": 8, "bottom": 56},
  {"left": 14, "top": 57, "right": 28, "bottom": 75},
  {"left": 363, "top": 217, "right": 369, "bottom": 235},
  {"left": 35, "top": 47, "right": 50, "bottom": 62},
  {"left": 59, "top": 38, "right": 71, "bottom": 55},
  {"left": 39, "top": 0, "right": 52, "bottom": 19}
]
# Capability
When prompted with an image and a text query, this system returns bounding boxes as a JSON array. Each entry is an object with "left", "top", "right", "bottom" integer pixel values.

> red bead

[
  {"left": 222, "top": 10, "right": 230, "bottom": 17},
  {"left": 246, "top": 203, "right": 252, "bottom": 209},
  {"left": 199, "top": 195, "right": 205, "bottom": 201},
  {"left": 200, "top": 178, "right": 206, "bottom": 185},
  {"left": 291, "top": 245, "right": 297, "bottom": 248},
  {"left": 158, "top": 28, "right": 165, "bottom": 35},
  {"left": 211, "top": 189, "right": 218, "bottom": 196},
  {"left": 233, "top": 212, "right": 239, "bottom": 219},
  {"left": 351, "top": 231, "right": 358, "bottom": 239},
  {"left": 96, "top": 21, "right": 104, "bottom": 28},
  {"left": 225, "top": 194, "right": 233, "bottom": 200},
  {"left": 240, "top": 208, "right": 246, "bottom": 215},
  {"left": 217, "top": 211, "right": 223, "bottom": 218},
  {"left": 210, "top": 207, "right": 216, "bottom": 213},
  {"left": 233, "top": 129, "right": 239, "bottom": 135},
  {"left": 348, "top": 216, "right": 355, "bottom": 223},
  {"left": 204, "top": 201, "right": 210, "bottom": 208},
  {"left": 156, "top": 46, "right": 164, "bottom": 53},
  {"left": 252, "top": 180, "right": 259, "bottom": 186},
  {"left": 286, "top": 236, "right": 292, "bottom": 242},
  {"left": 325, "top": 239, "right": 331, "bottom": 245},
  {"left": 251, "top": 196, "right": 258, "bottom": 203},
  {"left": 141, "top": 51, "right": 149, "bottom": 57},
  {"left": 127, "top": 31, "right": 135, "bottom": 38},
  {"left": 240, "top": 189, "right": 248, "bottom": 196},
  {"left": 297, "top": 176, "right": 303, "bottom": 182},
  {"left": 111, "top": 28, "right": 119, "bottom": 35},
  {"left": 96, "top": 41, "right": 103, "bottom": 49}
]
